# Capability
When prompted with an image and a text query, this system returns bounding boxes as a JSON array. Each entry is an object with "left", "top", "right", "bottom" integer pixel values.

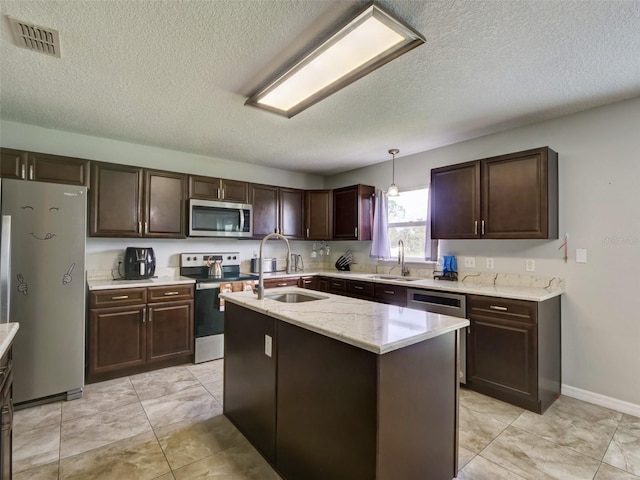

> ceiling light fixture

[
  {"left": 387, "top": 148, "right": 399, "bottom": 196},
  {"left": 245, "top": 2, "right": 425, "bottom": 118}
]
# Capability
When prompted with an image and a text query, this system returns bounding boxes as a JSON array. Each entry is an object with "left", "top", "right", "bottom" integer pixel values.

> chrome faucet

[
  {"left": 398, "top": 239, "right": 410, "bottom": 276},
  {"left": 255, "top": 232, "right": 291, "bottom": 299}
]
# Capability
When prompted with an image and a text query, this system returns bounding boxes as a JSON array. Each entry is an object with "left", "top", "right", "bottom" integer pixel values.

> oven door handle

[{"left": 196, "top": 282, "right": 222, "bottom": 290}]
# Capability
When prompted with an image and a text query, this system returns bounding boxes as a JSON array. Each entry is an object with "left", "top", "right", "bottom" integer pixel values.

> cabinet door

[
  {"left": 430, "top": 161, "right": 480, "bottom": 239},
  {"left": 305, "top": 190, "right": 332, "bottom": 240},
  {"left": 224, "top": 303, "right": 277, "bottom": 463},
  {"left": 0, "top": 148, "right": 27, "bottom": 180},
  {"left": 221, "top": 178, "right": 249, "bottom": 203},
  {"left": 88, "top": 306, "right": 147, "bottom": 376},
  {"left": 333, "top": 185, "right": 374, "bottom": 240},
  {"left": 482, "top": 147, "right": 557, "bottom": 239},
  {"left": 315, "top": 277, "right": 330, "bottom": 292},
  {"left": 189, "top": 175, "right": 221, "bottom": 200},
  {"left": 346, "top": 280, "right": 374, "bottom": 300},
  {"left": 90, "top": 163, "right": 143, "bottom": 237},
  {"left": 467, "top": 313, "right": 537, "bottom": 403},
  {"left": 147, "top": 300, "right": 194, "bottom": 363},
  {"left": 374, "top": 284, "right": 407, "bottom": 306},
  {"left": 250, "top": 184, "right": 278, "bottom": 238},
  {"left": 298, "top": 276, "right": 316, "bottom": 289},
  {"left": 27, "top": 152, "right": 89, "bottom": 186},
  {"left": 279, "top": 188, "right": 304, "bottom": 239},
  {"left": 263, "top": 277, "right": 300, "bottom": 289},
  {"left": 143, "top": 169, "right": 186, "bottom": 238}
]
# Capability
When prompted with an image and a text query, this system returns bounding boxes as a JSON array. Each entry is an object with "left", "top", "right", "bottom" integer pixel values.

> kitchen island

[{"left": 220, "top": 287, "right": 469, "bottom": 480}]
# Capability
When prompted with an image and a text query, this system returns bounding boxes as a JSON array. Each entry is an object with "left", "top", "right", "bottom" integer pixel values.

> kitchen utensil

[{"left": 208, "top": 258, "right": 223, "bottom": 277}]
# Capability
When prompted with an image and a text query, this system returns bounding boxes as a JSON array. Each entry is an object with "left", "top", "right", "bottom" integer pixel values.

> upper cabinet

[
  {"left": 333, "top": 184, "right": 375, "bottom": 240},
  {"left": 250, "top": 184, "right": 304, "bottom": 239},
  {"left": 188, "top": 175, "right": 249, "bottom": 203},
  {"left": 305, "top": 190, "right": 332, "bottom": 240},
  {"left": 1, "top": 148, "right": 89, "bottom": 186},
  {"left": 431, "top": 147, "right": 558, "bottom": 239},
  {"left": 90, "top": 162, "right": 186, "bottom": 238}
]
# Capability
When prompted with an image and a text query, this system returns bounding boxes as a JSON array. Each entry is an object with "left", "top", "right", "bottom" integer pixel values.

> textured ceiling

[{"left": 1, "top": 1, "right": 639, "bottom": 175}]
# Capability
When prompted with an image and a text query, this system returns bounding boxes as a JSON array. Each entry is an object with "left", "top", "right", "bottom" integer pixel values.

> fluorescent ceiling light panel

[{"left": 245, "top": 3, "right": 425, "bottom": 118}]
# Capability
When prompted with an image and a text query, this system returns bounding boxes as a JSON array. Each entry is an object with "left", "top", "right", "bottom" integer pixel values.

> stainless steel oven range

[{"left": 180, "top": 252, "right": 257, "bottom": 363}]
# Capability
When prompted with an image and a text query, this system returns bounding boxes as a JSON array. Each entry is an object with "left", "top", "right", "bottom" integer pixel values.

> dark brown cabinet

[
  {"left": 88, "top": 285, "right": 194, "bottom": 383},
  {"left": 374, "top": 283, "right": 408, "bottom": 306},
  {"left": 0, "top": 148, "right": 89, "bottom": 186},
  {"left": 224, "top": 303, "right": 277, "bottom": 463},
  {"left": 250, "top": 184, "right": 304, "bottom": 239},
  {"left": 298, "top": 276, "right": 316, "bottom": 289},
  {"left": 263, "top": 277, "right": 300, "bottom": 289},
  {"left": 466, "top": 294, "right": 561, "bottom": 413},
  {"left": 304, "top": 190, "right": 332, "bottom": 240},
  {"left": 188, "top": 175, "right": 249, "bottom": 203},
  {"left": 346, "top": 279, "right": 374, "bottom": 300},
  {"left": 333, "top": 184, "right": 375, "bottom": 240},
  {"left": 430, "top": 147, "right": 558, "bottom": 239},
  {"left": 0, "top": 347, "right": 13, "bottom": 480},
  {"left": 89, "top": 162, "right": 187, "bottom": 238}
]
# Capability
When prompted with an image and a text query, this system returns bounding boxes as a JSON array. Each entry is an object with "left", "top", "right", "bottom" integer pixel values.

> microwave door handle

[{"left": 238, "top": 209, "right": 244, "bottom": 233}]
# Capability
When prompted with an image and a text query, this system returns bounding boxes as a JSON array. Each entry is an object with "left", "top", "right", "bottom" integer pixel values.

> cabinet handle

[
  {"left": 144, "top": 222, "right": 149, "bottom": 234},
  {"left": 221, "top": 188, "right": 225, "bottom": 199},
  {"left": 217, "top": 187, "right": 221, "bottom": 199},
  {"left": 138, "top": 222, "right": 142, "bottom": 234},
  {"left": 111, "top": 295, "right": 129, "bottom": 300},
  {"left": 489, "top": 305, "right": 508, "bottom": 311},
  {"left": 29, "top": 165, "right": 34, "bottom": 180},
  {"left": 21, "top": 164, "right": 26, "bottom": 179},
  {"left": 474, "top": 221, "right": 478, "bottom": 235},
  {"left": 383, "top": 290, "right": 395, "bottom": 295},
  {"left": 163, "top": 291, "right": 180, "bottom": 296},
  {"left": 354, "top": 227, "right": 358, "bottom": 237},
  {"left": 481, "top": 220, "right": 485, "bottom": 236},
  {"left": 303, "top": 280, "right": 312, "bottom": 284},
  {"left": 277, "top": 283, "right": 288, "bottom": 287},
  {"left": 149, "top": 310, "right": 153, "bottom": 322},
  {"left": 353, "top": 285, "right": 364, "bottom": 290},
  {"left": 142, "top": 310, "right": 146, "bottom": 323},
  {"left": 306, "top": 228, "right": 310, "bottom": 238}
]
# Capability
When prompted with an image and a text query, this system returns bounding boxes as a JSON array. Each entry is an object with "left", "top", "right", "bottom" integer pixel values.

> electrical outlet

[
  {"left": 463, "top": 257, "right": 475, "bottom": 268},
  {"left": 525, "top": 259, "right": 535, "bottom": 272},
  {"left": 486, "top": 258, "right": 494, "bottom": 269},
  {"left": 576, "top": 249, "right": 588, "bottom": 263}
]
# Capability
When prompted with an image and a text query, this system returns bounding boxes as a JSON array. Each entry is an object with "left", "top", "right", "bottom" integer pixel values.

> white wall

[{"left": 327, "top": 97, "right": 640, "bottom": 408}]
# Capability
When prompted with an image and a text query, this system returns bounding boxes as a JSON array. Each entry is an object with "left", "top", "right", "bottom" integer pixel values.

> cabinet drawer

[
  {"left": 329, "top": 278, "right": 346, "bottom": 294},
  {"left": 90, "top": 288, "right": 147, "bottom": 308},
  {"left": 147, "top": 284, "right": 194, "bottom": 303},
  {"left": 346, "top": 280, "right": 374, "bottom": 298},
  {"left": 374, "top": 284, "right": 408, "bottom": 305},
  {"left": 264, "top": 277, "right": 300, "bottom": 289},
  {"left": 467, "top": 295, "right": 536, "bottom": 323},
  {"left": 299, "top": 277, "right": 316, "bottom": 289}
]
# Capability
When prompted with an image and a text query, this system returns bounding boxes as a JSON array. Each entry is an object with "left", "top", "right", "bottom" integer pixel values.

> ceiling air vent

[{"left": 7, "top": 16, "right": 61, "bottom": 58}]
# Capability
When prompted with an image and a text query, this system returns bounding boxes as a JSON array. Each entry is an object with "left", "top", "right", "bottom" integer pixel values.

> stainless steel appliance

[
  {"left": 180, "top": 252, "right": 257, "bottom": 363},
  {"left": 1, "top": 179, "right": 86, "bottom": 404},
  {"left": 188, "top": 199, "right": 252, "bottom": 237},
  {"left": 124, "top": 247, "right": 156, "bottom": 279},
  {"left": 407, "top": 289, "right": 467, "bottom": 384},
  {"left": 250, "top": 257, "right": 276, "bottom": 274}
]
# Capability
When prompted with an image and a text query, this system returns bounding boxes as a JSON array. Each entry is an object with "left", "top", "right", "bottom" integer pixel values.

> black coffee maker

[{"left": 124, "top": 247, "right": 156, "bottom": 280}]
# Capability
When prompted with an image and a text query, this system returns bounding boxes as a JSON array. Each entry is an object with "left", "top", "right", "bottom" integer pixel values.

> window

[{"left": 387, "top": 187, "right": 437, "bottom": 260}]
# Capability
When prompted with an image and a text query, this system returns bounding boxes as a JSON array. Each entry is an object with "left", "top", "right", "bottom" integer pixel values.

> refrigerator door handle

[{"left": 1, "top": 215, "right": 11, "bottom": 323}]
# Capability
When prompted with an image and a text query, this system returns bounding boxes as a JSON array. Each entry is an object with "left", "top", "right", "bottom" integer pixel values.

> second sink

[{"left": 265, "top": 292, "right": 328, "bottom": 303}]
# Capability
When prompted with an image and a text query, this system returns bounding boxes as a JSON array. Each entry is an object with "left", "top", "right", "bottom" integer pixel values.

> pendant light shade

[{"left": 387, "top": 148, "right": 399, "bottom": 196}]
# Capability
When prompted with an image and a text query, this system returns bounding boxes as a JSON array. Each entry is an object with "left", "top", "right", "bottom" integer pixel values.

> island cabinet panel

[
  {"left": 224, "top": 303, "right": 277, "bottom": 463},
  {"left": 276, "top": 321, "right": 377, "bottom": 480},
  {"left": 466, "top": 294, "right": 561, "bottom": 413}
]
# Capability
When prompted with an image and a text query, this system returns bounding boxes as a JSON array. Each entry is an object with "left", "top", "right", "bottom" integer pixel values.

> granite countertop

[
  {"left": 260, "top": 270, "right": 563, "bottom": 302},
  {"left": 0, "top": 323, "right": 19, "bottom": 358},
  {"left": 220, "top": 287, "right": 469, "bottom": 355},
  {"left": 87, "top": 275, "right": 196, "bottom": 291}
]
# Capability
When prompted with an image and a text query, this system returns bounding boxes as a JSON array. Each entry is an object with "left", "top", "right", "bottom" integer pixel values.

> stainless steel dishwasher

[{"left": 407, "top": 289, "right": 467, "bottom": 384}]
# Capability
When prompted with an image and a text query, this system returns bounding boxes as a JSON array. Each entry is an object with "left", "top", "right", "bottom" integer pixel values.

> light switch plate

[
  {"left": 576, "top": 248, "right": 588, "bottom": 263},
  {"left": 265, "top": 335, "right": 272, "bottom": 357},
  {"left": 463, "top": 257, "right": 475, "bottom": 268},
  {"left": 486, "top": 258, "right": 494, "bottom": 269},
  {"left": 525, "top": 259, "right": 535, "bottom": 272}
]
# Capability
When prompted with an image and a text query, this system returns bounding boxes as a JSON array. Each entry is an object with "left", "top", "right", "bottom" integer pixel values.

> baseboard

[{"left": 562, "top": 384, "right": 640, "bottom": 418}]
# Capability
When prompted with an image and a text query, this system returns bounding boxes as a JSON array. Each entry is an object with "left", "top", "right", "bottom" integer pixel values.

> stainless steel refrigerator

[{"left": 0, "top": 178, "right": 86, "bottom": 404}]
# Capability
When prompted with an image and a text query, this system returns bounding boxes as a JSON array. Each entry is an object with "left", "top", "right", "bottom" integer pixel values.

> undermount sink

[
  {"left": 369, "top": 275, "right": 421, "bottom": 282},
  {"left": 265, "top": 292, "right": 328, "bottom": 303}
]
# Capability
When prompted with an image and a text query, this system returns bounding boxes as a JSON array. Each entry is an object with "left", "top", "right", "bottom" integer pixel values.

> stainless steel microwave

[{"left": 188, "top": 199, "right": 252, "bottom": 237}]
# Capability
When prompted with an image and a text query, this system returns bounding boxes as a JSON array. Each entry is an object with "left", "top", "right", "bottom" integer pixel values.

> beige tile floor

[{"left": 13, "top": 359, "right": 640, "bottom": 480}]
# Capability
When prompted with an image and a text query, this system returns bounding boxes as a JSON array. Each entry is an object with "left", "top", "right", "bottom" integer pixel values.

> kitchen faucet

[
  {"left": 255, "top": 232, "right": 291, "bottom": 299},
  {"left": 398, "top": 239, "right": 410, "bottom": 276}
]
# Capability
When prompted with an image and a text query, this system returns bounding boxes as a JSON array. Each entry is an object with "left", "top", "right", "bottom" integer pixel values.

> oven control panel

[{"left": 180, "top": 252, "right": 240, "bottom": 268}]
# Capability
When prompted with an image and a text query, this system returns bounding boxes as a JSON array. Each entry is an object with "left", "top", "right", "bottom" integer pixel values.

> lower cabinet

[
  {"left": 374, "top": 283, "right": 407, "bottom": 306},
  {"left": 88, "top": 285, "right": 194, "bottom": 383},
  {"left": 466, "top": 294, "right": 561, "bottom": 413},
  {"left": 263, "top": 277, "right": 300, "bottom": 289},
  {"left": 0, "top": 347, "right": 13, "bottom": 480}
]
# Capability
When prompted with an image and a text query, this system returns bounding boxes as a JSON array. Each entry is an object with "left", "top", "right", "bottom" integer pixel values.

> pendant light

[{"left": 387, "top": 148, "right": 399, "bottom": 196}]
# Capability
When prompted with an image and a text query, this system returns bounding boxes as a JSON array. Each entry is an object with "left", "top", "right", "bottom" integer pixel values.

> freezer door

[{"left": 1, "top": 179, "right": 87, "bottom": 403}]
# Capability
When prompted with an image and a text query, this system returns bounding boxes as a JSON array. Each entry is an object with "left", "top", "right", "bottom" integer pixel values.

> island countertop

[
  {"left": 220, "top": 287, "right": 469, "bottom": 354},
  {"left": 0, "top": 323, "right": 19, "bottom": 358}
]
